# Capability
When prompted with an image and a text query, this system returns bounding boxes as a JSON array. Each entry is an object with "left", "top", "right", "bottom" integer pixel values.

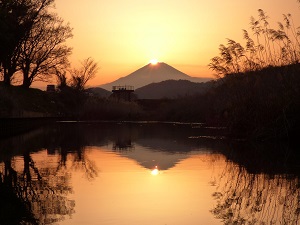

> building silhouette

[{"left": 110, "top": 85, "right": 135, "bottom": 101}]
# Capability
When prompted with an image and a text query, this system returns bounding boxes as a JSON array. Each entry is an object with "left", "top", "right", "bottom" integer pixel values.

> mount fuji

[{"left": 100, "top": 62, "right": 211, "bottom": 91}]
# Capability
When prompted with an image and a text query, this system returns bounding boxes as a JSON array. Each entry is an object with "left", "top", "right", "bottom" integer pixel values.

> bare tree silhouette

[
  {"left": 0, "top": 0, "right": 55, "bottom": 86},
  {"left": 69, "top": 57, "right": 99, "bottom": 91},
  {"left": 19, "top": 12, "right": 72, "bottom": 88}
]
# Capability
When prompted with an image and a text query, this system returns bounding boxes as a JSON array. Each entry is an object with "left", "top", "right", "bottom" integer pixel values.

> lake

[{"left": 0, "top": 122, "right": 299, "bottom": 225}]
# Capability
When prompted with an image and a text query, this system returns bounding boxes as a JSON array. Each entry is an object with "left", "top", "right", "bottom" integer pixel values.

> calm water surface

[{"left": 0, "top": 122, "right": 299, "bottom": 225}]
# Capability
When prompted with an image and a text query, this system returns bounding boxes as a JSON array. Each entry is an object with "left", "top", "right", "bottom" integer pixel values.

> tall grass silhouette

[{"left": 209, "top": 6, "right": 300, "bottom": 78}]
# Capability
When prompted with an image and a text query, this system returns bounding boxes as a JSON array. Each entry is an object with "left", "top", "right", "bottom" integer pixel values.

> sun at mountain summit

[{"left": 150, "top": 59, "right": 158, "bottom": 65}]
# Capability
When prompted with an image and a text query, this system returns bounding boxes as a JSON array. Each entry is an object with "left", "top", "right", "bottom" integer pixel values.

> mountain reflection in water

[{"left": 0, "top": 122, "right": 299, "bottom": 225}]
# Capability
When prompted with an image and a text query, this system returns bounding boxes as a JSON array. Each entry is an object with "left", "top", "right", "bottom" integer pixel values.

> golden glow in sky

[
  {"left": 53, "top": 0, "right": 300, "bottom": 86},
  {"left": 151, "top": 166, "right": 159, "bottom": 175},
  {"left": 149, "top": 59, "right": 158, "bottom": 65}
]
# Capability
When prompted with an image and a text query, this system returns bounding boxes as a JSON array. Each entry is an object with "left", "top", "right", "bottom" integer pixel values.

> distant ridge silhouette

[
  {"left": 135, "top": 79, "right": 212, "bottom": 99},
  {"left": 100, "top": 62, "right": 211, "bottom": 90}
]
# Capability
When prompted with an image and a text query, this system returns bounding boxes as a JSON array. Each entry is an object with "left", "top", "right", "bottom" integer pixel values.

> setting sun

[
  {"left": 51, "top": 1, "right": 300, "bottom": 86},
  {"left": 150, "top": 59, "right": 158, "bottom": 65}
]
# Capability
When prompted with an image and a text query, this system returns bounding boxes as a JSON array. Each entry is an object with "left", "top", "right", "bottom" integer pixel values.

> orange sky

[{"left": 53, "top": 0, "right": 300, "bottom": 86}]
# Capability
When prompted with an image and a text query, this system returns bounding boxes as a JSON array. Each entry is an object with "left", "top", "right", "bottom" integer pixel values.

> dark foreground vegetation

[
  {"left": 1, "top": 61, "right": 299, "bottom": 141},
  {"left": 98, "top": 63, "right": 299, "bottom": 140}
]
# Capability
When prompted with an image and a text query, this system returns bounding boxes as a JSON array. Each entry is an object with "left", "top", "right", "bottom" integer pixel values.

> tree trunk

[
  {"left": 22, "top": 67, "right": 32, "bottom": 88},
  {"left": 3, "top": 74, "right": 11, "bottom": 86},
  {"left": 22, "top": 76, "right": 31, "bottom": 88},
  {"left": 2, "top": 60, "right": 16, "bottom": 86}
]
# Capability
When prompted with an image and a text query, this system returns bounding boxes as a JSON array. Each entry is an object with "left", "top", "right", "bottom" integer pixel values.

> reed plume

[{"left": 209, "top": 7, "right": 300, "bottom": 77}]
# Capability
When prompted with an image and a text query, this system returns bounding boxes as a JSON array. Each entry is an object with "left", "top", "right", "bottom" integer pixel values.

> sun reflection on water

[{"left": 151, "top": 166, "right": 159, "bottom": 176}]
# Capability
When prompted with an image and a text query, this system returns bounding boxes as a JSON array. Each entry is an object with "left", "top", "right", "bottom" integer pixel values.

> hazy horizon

[
  {"left": 32, "top": 61, "right": 212, "bottom": 90},
  {"left": 29, "top": 0, "right": 300, "bottom": 89}
]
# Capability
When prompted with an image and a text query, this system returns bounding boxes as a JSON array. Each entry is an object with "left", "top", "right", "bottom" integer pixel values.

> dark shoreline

[
  {"left": 0, "top": 117, "right": 225, "bottom": 139},
  {"left": 1, "top": 117, "right": 297, "bottom": 143},
  {"left": 0, "top": 117, "right": 58, "bottom": 139}
]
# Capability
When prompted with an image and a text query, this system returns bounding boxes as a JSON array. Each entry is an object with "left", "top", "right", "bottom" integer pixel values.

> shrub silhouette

[{"left": 209, "top": 9, "right": 300, "bottom": 78}]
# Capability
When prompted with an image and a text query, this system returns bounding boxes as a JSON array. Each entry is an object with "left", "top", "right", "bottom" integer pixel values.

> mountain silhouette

[
  {"left": 86, "top": 87, "right": 111, "bottom": 98},
  {"left": 135, "top": 79, "right": 213, "bottom": 99},
  {"left": 100, "top": 62, "right": 211, "bottom": 90}
]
